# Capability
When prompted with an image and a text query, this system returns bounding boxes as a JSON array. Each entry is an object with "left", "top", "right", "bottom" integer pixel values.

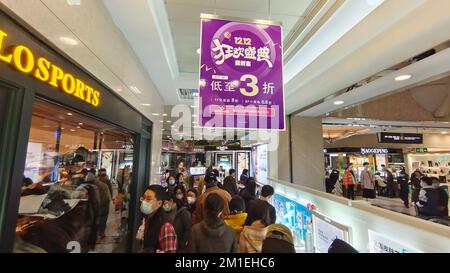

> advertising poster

[
  {"left": 254, "top": 144, "right": 268, "bottom": 184},
  {"left": 199, "top": 14, "right": 285, "bottom": 130},
  {"left": 368, "top": 230, "right": 423, "bottom": 253},
  {"left": 312, "top": 212, "right": 350, "bottom": 253},
  {"left": 237, "top": 152, "right": 250, "bottom": 178},
  {"left": 271, "top": 193, "right": 313, "bottom": 247}
]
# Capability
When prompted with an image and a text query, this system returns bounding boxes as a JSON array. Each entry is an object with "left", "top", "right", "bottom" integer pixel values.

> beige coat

[{"left": 238, "top": 221, "right": 268, "bottom": 253}]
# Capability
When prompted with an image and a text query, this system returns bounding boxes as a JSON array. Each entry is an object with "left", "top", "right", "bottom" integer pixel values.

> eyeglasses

[{"left": 140, "top": 197, "right": 155, "bottom": 203}]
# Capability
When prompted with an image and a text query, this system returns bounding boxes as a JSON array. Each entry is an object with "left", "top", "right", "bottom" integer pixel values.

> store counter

[{"left": 267, "top": 177, "right": 450, "bottom": 253}]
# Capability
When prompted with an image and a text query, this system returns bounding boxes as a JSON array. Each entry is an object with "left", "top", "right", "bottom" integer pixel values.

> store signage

[
  {"left": 415, "top": 148, "right": 428, "bottom": 153},
  {"left": 0, "top": 29, "right": 100, "bottom": 107},
  {"left": 361, "top": 148, "right": 389, "bottom": 155},
  {"left": 378, "top": 132, "right": 423, "bottom": 144},
  {"left": 198, "top": 14, "right": 285, "bottom": 130},
  {"left": 368, "top": 230, "right": 422, "bottom": 253}
]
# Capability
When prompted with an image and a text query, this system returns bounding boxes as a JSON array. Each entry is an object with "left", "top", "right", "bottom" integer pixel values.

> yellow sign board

[{"left": 0, "top": 29, "right": 100, "bottom": 107}]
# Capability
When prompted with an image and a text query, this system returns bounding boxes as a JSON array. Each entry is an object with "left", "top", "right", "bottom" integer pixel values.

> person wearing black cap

[{"left": 194, "top": 172, "right": 232, "bottom": 224}]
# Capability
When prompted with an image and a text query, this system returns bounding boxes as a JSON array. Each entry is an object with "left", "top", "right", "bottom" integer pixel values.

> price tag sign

[{"left": 198, "top": 14, "right": 285, "bottom": 130}]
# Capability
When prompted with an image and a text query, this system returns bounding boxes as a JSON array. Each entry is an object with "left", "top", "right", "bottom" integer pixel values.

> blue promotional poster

[{"left": 270, "top": 193, "right": 313, "bottom": 248}]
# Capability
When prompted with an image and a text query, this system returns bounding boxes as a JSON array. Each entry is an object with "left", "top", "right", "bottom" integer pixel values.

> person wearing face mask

[
  {"left": 194, "top": 172, "right": 232, "bottom": 224},
  {"left": 186, "top": 188, "right": 198, "bottom": 223},
  {"left": 140, "top": 185, "right": 177, "bottom": 253},
  {"left": 163, "top": 193, "right": 192, "bottom": 253},
  {"left": 360, "top": 162, "right": 376, "bottom": 200},
  {"left": 166, "top": 175, "right": 178, "bottom": 194},
  {"left": 174, "top": 185, "right": 187, "bottom": 206},
  {"left": 187, "top": 193, "right": 237, "bottom": 253}
]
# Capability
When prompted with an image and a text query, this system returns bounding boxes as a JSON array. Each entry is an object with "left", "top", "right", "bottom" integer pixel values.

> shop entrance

[{"left": 16, "top": 98, "right": 136, "bottom": 253}]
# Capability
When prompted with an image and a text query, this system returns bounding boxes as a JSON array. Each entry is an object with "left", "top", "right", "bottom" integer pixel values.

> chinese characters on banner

[{"left": 199, "top": 14, "right": 285, "bottom": 130}]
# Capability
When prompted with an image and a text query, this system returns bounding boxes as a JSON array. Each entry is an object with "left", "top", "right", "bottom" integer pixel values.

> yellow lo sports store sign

[{"left": 0, "top": 29, "right": 100, "bottom": 107}]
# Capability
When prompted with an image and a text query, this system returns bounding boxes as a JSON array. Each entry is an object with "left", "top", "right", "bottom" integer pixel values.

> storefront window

[{"left": 16, "top": 99, "right": 135, "bottom": 253}]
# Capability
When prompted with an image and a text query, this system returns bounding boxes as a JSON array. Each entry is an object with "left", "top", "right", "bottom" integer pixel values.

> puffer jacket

[
  {"left": 187, "top": 220, "right": 237, "bottom": 253},
  {"left": 238, "top": 221, "right": 268, "bottom": 253},
  {"left": 224, "top": 212, "right": 247, "bottom": 239}
]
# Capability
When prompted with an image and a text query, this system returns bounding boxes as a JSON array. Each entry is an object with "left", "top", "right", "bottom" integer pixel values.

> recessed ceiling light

[
  {"left": 191, "top": 105, "right": 197, "bottom": 108},
  {"left": 67, "top": 112, "right": 73, "bottom": 116},
  {"left": 162, "top": 113, "right": 168, "bottom": 117},
  {"left": 395, "top": 74, "right": 412, "bottom": 81},
  {"left": 70, "top": 129, "right": 76, "bottom": 132},
  {"left": 152, "top": 113, "right": 160, "bottom": 116},
  {"left": 159, "top": 120, "right": 164, "bottom": 123},
  {"left": 142, "top": 103, "right": 151, "bottom": 107},
  {"left": 78, "top": 122, "right": 83, "bottom": 125},
  {"left": 196, "top": 48, "right": 201, "bottom": 55},
  {"left": 333, "top": 101, "right": 345, "bottom": 106},
  {"left": 192, "top": 114, "right": 198, "bottom": 117},
  {"left": 171, "top": 125, "right": 175, "bottom": 128},
  {"left": 166, "top": 120, "right": 172, "bottom": 123},
  {"left": 59, "top": 37, "right": 79, "bottom": 46},
  {"left": 130, "top": 86, "right": 142, "bottom": 94},
  {"left": 67, "top": 0, "right": 81, "bottom": 5},
  {"left": 61, "top": 128, "right": 65, "bottom": 130},
  {"left": 76, "top": 126, "right": 81, "bottom": 129},
  {"left": 442, "top": 131, "right": 448, "bottom": 134}
]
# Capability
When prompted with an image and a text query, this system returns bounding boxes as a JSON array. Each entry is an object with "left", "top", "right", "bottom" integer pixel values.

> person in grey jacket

[
  {"left": 187, "top": 193, "right": 237, "bottom": 253},
  {"left": 163, "top": 193, "right": 192, "bottom": 253}
]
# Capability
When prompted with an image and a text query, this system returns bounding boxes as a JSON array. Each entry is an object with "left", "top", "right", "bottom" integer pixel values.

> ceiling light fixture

[
  {"left": 70, "top": 129, "right": 76, "bottom": 132},
  {"left": 442, "top": 131, "right": 448, "bottom": 135},
  {"left": 78, "top": 123, "right": 83, "bottom": 125},
  {"left": 333, "top": 101, "right": 345, "bottom": 106},
  {"left": 76, "top": 126, "right": 81, "bottom": 129},
  {"left": 130, "top": 86, "right": 142, "bottom": 94},
  {"left": 59, "top": 37, "right": 79, "bottom": 46},
  {"left": 67, "top": 0, "right": 81, "bottom": 5},
  {"left": 395, "top": 74, "right": 412, "bottom": 81},
  {"left": 162, "top": 114, "right": 168, "bottom": 117},
  {"left": 196, "top": 48, "right": 201, "bottom": 55},
  {"left": 152, "top": 113, "right": 160, "bottom": 116},
  {"left": 142, "top": 103, "right": 151, "bottom": 107},
  {"left": 67, "top": 112, "right": 73, "bottom": 116}
]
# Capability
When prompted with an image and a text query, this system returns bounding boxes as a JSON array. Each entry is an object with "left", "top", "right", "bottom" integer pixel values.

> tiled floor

[
  {"left": 91, "top": 203, "right": 128, "bottom": 253},
  {"left": 368, "top": 196, "right": 417, "bottom": 216}
]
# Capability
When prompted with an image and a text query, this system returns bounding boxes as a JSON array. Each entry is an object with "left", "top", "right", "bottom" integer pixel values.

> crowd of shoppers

[
  {"left": 331, "top": 162, "right": 448, "bottom": 216},
  {"left": 137, "top": 169, "right": 294, "bottom": 253}
]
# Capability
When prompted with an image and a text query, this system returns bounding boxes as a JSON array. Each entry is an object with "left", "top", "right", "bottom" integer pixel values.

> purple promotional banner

[{"left": 199, "top": 14, "right": 285, "bottom": 130}]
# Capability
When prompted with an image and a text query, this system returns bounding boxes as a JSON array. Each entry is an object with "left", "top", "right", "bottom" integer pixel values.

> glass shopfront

[{"left": 0, "top": 10, "right": 152, "bottom": 253}]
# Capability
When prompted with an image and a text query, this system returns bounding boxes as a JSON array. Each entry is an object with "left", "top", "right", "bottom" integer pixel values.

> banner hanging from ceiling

[{"left": 198, "top": 14, "right": 285, "bottom": 130}]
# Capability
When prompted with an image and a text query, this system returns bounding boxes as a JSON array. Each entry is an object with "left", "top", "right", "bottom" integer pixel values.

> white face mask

[
  {"left": 187, "top": 197, "right": 196, "bottom": 204},
  {"left": 420, "top": 181, "right": 427, "bottom": 188},
  {"left": 176, "top": 194, "right": 183, "bottom": 200},
  {"left": 168, "top": 179, "right": 176, "bottom": 186},
  {"left": 140, "top": 200, "right": 157, "bottom": 215}
]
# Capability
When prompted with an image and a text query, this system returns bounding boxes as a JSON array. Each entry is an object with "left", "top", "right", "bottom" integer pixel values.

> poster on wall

[
  {"left": 271, "top": 193, "right": 313, "bottom": 248},
  {"left": 24, "top": 142, "right": 43, "bottom": 183},
  {"left": 199, "top": 14, "right": 285, "bottom": 130},
  {"left": 312, "top": 212, "right": 351, "bottom": 253},
  {"left": 253, "top": 144, "right": 268, "bottom": 184},
  {"left": 216, "top": 153, "right": 233, "bottom": 173},
  {"left": 368, "top": 230, "right": 423, "bottom": 253},
  {"left": 237, "top": 152, "right": 250, "bottom": 178}
]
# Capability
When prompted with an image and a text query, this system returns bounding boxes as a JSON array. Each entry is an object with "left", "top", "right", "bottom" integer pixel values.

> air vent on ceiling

[{"left": 177, "top": 88, "right": 199, "bottom": 101}]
